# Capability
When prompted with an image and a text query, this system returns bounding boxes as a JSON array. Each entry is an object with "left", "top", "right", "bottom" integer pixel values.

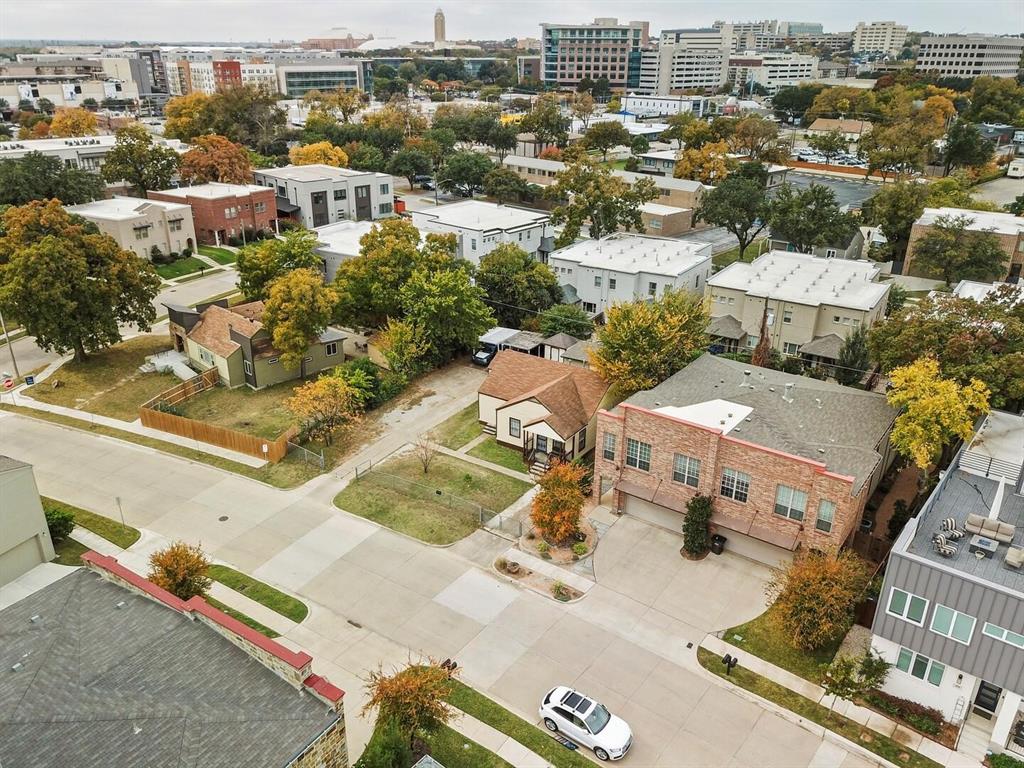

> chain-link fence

[
  {"left": 352, "top": 469, "right": 498, "bottom": 526},
  {"left": 287, "top": 441, "right": 325, "bottom": 470}
]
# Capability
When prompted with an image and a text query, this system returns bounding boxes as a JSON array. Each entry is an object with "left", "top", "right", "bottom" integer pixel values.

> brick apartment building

[
  {"left": 148, "top": 182, "right": 277, "bottom": 245},
  {"left": 594, "top": 354, "right": 897, "bottom": 565},
  {"left": 906, "top": 208, "right": 1024, "bottom": 283}
]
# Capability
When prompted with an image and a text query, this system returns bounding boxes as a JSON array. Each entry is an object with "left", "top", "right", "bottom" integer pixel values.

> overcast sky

[{"left": 2, "top": 0, "right": 1022, "bottom": 43}]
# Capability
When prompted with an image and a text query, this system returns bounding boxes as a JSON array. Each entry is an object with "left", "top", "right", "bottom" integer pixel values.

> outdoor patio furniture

[
  {"left": 969, "top": 535, "right": 999, "bottom": 558},
  {"left": 965, "top": 513, "right": 1016, "bottom": 544},
  {"left": 941, "top": 517, "right": 965, "bottom": 540},
  {"left": 932, "top": 533, "right": 957, "bottom": 558},
  {"left": 1006, "top": 547, "right": 1024, "bottom": 570}
]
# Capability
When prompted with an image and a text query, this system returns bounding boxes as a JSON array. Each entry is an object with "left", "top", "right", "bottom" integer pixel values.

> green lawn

[
  {"left": 207, "top": 564, "right": 308, "bottom": 623},
  {"left": 432, "top": 403, "right": 482, "bottom": 449},
  {"left": 52, "top": 537, "right": 90, "bottom": 566},
  {"left": 176, "top": 382, "right": 298, "bottom": 440},
  {"left": 712, "top": 239, "right": 765, "bottom": 270},
  {"left": 26, "top": 335, "right": 177, "bottom": 421},
  {"left": 334, "top": 454, "right": 532, "bottom": 544},
  {"left": 155, "top": 256, "right": 210, "bottom": 280},
  {"left": 43, "top": 497, "right": 140, "bottom": 549},
  {"left": 602, "top": 158, "right": 628, "bottom": 170},
  {"left": 361, "top": 719, "right": 511, "bottom": 768},
  {"left": 206, "top": 596, "right": 280, "bottom": 638},
  {"left": 696, "top": 648, "right": 940, "bottom": 768},
  {"left": 198, "top": 245, "right": 237, "bottom": 265},
  {"left": 447, "top": 680, "right": 594, "bottom": 768},
  {"left": 724, "top": 606, "right": 842, "bottom": 683},
  {"left": 467, "top": 436, "right": 529, "bottom": 473}
]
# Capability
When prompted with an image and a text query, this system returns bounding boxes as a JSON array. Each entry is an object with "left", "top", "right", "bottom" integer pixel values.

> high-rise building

[
  {"left": 852, "top": 22, "right": 909, "bottom": 55},
  {"left": 435, "top": 8, "right": 446, "bottom": 45},
  {"left": 639, "top": 46, "right": 728, "bottom": 95},
  {"left": 778, "top": 21, "right": 823, "bottom": 36},
  {"left": 916, "top": 35, "right": 1024, "bottom": 79},
  {"left": 713, "top": 19, "right": 777, "bottom": 35},
  {"left": 540, "top": 17, "right": 650, "bottom": 89},
  {"left": 727, "top": 51, "right": 819, "bottom": 95}
]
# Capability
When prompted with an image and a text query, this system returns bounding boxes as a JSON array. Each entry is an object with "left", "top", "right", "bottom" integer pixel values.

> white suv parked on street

[{"left": 539, "top": 686, "right": 633, "bottom": 761}]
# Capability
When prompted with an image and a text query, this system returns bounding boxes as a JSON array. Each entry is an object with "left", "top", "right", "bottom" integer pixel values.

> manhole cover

[{"left": 218, "top": 515, "right": 229, "bottom": 522}]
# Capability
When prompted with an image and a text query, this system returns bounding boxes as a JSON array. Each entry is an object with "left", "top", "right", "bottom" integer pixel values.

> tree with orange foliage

[
  {"left": 289, "top": 140, "right": 348, "bottom": 167},
  {"left": 286, "top": 370, "right": 362, "bottom": 444},
  {"left": 147, "top": 541, "right": 212, "bottom": 600},
  {"left": 49, "top": 107, "right": 98, "bottom": 137},
  {"left": 766, "top": 550, "right": 871, "bottom": 651},
  {"left": 531, "top": 460, "right": 587, "bottom": 544},
  {"left": 362, "top": 661, "right": 457, "bottom": 751},
  {"left": 537, "top": 146, "right": 563, "bottom": 161},
  {"left": 179, "top": 134, "right": 253, "bottom": 184}
]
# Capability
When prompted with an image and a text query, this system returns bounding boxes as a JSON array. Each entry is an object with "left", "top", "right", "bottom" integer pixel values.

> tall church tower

[{"left": 434, "top": 8, "right": 446, "bottom": 46}]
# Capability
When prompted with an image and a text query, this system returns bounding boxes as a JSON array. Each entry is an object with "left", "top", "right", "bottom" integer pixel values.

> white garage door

[
  {"left": 623, "top": 495, "right": 793, "bottom": 568},
  {"left": 0, "top": 536, "right": 46, "bottom": 585}
]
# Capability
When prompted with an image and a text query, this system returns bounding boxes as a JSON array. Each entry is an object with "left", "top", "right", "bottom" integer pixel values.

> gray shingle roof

[
  {"left": 621, "top": 354, "right": 896, "bottom": 491},
  {"left": 0, "top": 570, "right": 337, "bottom": 768}
]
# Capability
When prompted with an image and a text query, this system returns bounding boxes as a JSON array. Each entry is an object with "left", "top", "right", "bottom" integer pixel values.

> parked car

[
  {"left": 472, "top": 346, "right": 498, "bottom": 366},
  {"left": 539, "top": 687, "right": 633, "bottom": 761}
]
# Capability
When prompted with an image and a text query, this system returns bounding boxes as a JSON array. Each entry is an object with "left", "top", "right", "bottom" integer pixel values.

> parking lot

[{"left": 784, "top": 170, "right": 881, "bottom": 210}]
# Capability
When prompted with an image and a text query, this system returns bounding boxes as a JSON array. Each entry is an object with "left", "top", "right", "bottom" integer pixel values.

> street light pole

[{"left": 0, "top": 307, "right": 21, "bottom": 381}]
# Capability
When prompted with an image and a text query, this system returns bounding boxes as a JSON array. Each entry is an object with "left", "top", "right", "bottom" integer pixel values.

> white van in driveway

[{"left": 1007, "top": 159, "right": 1024, "bottom": 179}]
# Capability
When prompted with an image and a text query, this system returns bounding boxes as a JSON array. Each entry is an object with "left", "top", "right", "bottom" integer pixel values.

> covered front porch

[{"left": 521, "top": 422, "right": 578, "bottom": 478}]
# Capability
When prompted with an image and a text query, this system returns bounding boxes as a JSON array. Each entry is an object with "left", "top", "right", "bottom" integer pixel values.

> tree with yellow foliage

[
  {"left": 163, "top": 92, "right": 212, "bottom": 141},
  {"left": 286, "top": 371, "right": 362, "bottom": 444},
  {"left": 886, "top": 357, "right": 989, "bottom": 474},
  {"left": 288, "top": 140, "right": 348, "bottom": 167},
  {"left": 262, "top": 267, "right": 338, "bottom": 371},
  {"left": 49, "top": 107, "right": 98, "bottom": 137},
  {"left": 674, "top": 140, "right": 733, "bottom": 184},
  {"left": 531, "top": 461, "right": 587, "bottom": 545}
]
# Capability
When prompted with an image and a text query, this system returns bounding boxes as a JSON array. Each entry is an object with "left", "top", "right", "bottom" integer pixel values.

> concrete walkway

[
  {"left": 435, "top": 443, "right": 534, "bottom": 482},
  {"left": 701, "top": 636, "right": 982, "bottom": 768},
  {"left": 450, "top": 711, "right": 553, "bottom": 768}
]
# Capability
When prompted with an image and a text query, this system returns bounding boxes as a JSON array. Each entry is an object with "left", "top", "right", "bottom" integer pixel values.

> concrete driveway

[{"left": 594, "top": 515, "right": 772, "bottom": 643}]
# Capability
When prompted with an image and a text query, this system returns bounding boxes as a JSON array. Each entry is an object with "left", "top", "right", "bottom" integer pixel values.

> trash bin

[{"left": 710, "top": 534, "right": 726, "bottom": 555}]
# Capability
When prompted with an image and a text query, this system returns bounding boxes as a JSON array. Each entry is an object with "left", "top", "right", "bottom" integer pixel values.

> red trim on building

[
  {"left": 303, "top": 674, "right": 346, "bottom": 703},
  {"left": 81, "top": 552, "right": 314, "bottom": 671}
]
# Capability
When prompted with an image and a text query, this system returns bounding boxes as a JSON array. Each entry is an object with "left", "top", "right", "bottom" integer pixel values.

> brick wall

[
  {"left": 288, "top": 715, "right": 349, "bottom": 768},
  {"left": 905, "top": 222, "right": 1022, "bottom": 280},
  {"left": 148, "top": 188, "right": 277, "bottom": 245},
  {"left": 594, "top": 404, "right": 868, "bottom": 551}
]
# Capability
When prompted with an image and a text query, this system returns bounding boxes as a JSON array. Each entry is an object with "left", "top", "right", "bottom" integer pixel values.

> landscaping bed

[
  {"left": 724, "top": 606, "right": 842, "bottom": 684},
  {"left": 519, "top": 520, "right": 596, "bottom": 564},
  {"left": 26, "top": 335, "right": 177, "bottom": 421},
  {"left": 334, "top": 453, "right": 532, "bottom": 545},
  {"left": 446, "top": 680, "right": 594, "bottom": 768},
  {"left": 361, "top": 717, "right": 511, "bottom": 768},
  {"left": 467, "top": 436, "right": 529, "bottom": 473},
  {"left": 431, "top": 403, "right": 482, "bottom": 449},
  {"left": 207, "top": 564, "right": 308, "bottom": 623},
  {"left": 696, "top": 647, "right": 941, "bottom": 768},
  {"left": 494, "top": 556, "right": 583, "bottom": 603}
]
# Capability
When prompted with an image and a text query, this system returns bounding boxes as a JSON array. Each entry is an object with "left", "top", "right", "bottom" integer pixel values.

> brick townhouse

[
  {"left": 906, "top": 208, "right": 1024, "bottom": 283},
  {"left": 148, "top": 182, "right": 277, "bottom": 246},
  {"left": 594, "top": 354, "right": 897, "bottom": 565}
]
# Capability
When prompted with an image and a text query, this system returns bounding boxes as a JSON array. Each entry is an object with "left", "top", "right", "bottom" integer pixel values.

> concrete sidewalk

[{"left": 701, "top": 635, "right": 981, "bottom": 768}]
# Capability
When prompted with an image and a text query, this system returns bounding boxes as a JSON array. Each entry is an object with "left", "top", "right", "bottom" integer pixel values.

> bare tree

[{"left": 414, "top": 434, "right": 439, "bottom": 474}]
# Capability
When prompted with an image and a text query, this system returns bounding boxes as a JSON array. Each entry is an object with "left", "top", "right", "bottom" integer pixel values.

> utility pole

[{"left": 0, "top": 307, "right": 21, "bottom": 381}]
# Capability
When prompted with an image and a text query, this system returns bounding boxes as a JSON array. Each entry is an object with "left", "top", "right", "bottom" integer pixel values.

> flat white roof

[
  {"left": 967, "top": 410, "right": 1024, "bottom": 469},
  {"left": 640, "top": 150, "right": 679, "bottom": 162},
  {"left": 948, "top": 280, "right": 1024, "bottom": 305},
  {"left": 0, "top": 134, "right": 185, "bottom": 155},
  {"left": 413, "top": 200, "right": 549, "bottom": 232},
  {"left": 479, "top": 327, "right": 520, "bottom": 345},
  {"left": 917, "top": 207, "right": 1024, "bottom": 236},
  {"left": 549, "top": 232, "right": 712, "bottom": 277},
  {"left": 154, "top": 182, "right": 269, "bottom": 200},
  {"left": 66, "top": 196, "right": 189, "bottom": 220},
  {"left": 313, "top": 220, "right": 377, "bottom": 255},
  {"left": 708, "top": 251, "right": 889, "bottom": 311},
  {"left": 655, "top": 399, "right": 753, "bottom": 435},
  {"left": 641, "top": 201, "right": 688, "bottom": 216},
  {"left": 255, "top": 164, "right": 385, "bottom": 183}
]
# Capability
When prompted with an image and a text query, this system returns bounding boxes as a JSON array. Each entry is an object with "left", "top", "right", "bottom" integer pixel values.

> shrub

[
  {"left": 888, "top": 499, "right": 912, "bottom": 541},
  {"left": 147, "top": 541, "right": 212, "bottom": 600},
  {"left": 180, "top": 246, "right": 193, "bottom": 258},
  {"left": 990, "top": 755, "right": 1024, "bottom": 768},
  {"left": 44, "top": 503, "right": 75, "bottom": 542},
  {"left": 572, "top": 542, "right": 587, "bottom": 557},
  {"left": 551, "top": 581, "right": 570, "bottom": 601},
  {"left": 536, "top": 541, "right": 550, "bottom": 558},
  {"left": 682, "top": 494, "right": 714, "bottom": 556},
  {"left": 766, "top": 550, "right": 871, "bottom": 651},
  {"left": 863, "top": 690, "right": 943, "bottom": 735},
  {"left": 531, "top": 461, "right": 587, "bottom": 544},
  {"left": 354, "top": 717, "right": 413, "bottom": 768},
  {"left": 495, "top": 556, "right": 508, "bottom": 572}
]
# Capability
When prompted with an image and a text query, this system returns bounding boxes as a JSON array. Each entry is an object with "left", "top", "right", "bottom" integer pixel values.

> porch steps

[
  {"left": 482, "top": 424, "right": 496, "bottom": 435},
  {"left": 956, "top": 714, "right": 993, "bottom": 761},
  {"left": 530, "top": 461, "right": 547, "bottom": 478}
]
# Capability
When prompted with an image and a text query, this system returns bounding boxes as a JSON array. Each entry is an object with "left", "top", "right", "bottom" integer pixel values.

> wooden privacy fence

[{"left": 139, "top": 371, "right": 298, "bottom": 463}]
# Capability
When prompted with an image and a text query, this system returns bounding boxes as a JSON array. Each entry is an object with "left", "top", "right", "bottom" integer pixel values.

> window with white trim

[
  {"left": 720, "top": 468, "right": 750, "bottom": 502},
  {"left": 609, "top": 278, "right": 616, "bottom": 290},
  {"left": 602, "top": 433, "right": 616, "bottom": 461},
  {"left": 594, "top": 275, "right": 602, "bottom": 287},
  {"left": 895, "top": 647, "right": 945, "bottom": 686},
  {"left": 816, "top": 499, "right": 836, "bottom": 533},
  {"left": 244, "top": 360, "right": 253, "bottom": 375},
  {"left": 930, "top": 604, "right": 976, "bottom": 645},
  {"left": 672, "top": 454, "right": 700, "bottom": 487},
  {"left": 774, "top": 484, "right": 807, "bottom": 521},
  {"left": 625, "top": 438, "right": 651, "bottom": 471},
  {"left": 783, "top": 309, "right": 793, "bottom": 323},
  {"left": 325, "top": 342, "right": 338, "bottom": 356},
  {"left": 783, "top": 342, "right": 800, "bottom": 355},
  {"left": 509, "top": 417, "right": 521, "bottom": 438},
  {"left": 983, "top": 622, "right": 1024, "bottom": 649},
  {"left": 886, "top": 588, "right": 928, "bottom": 626}
]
